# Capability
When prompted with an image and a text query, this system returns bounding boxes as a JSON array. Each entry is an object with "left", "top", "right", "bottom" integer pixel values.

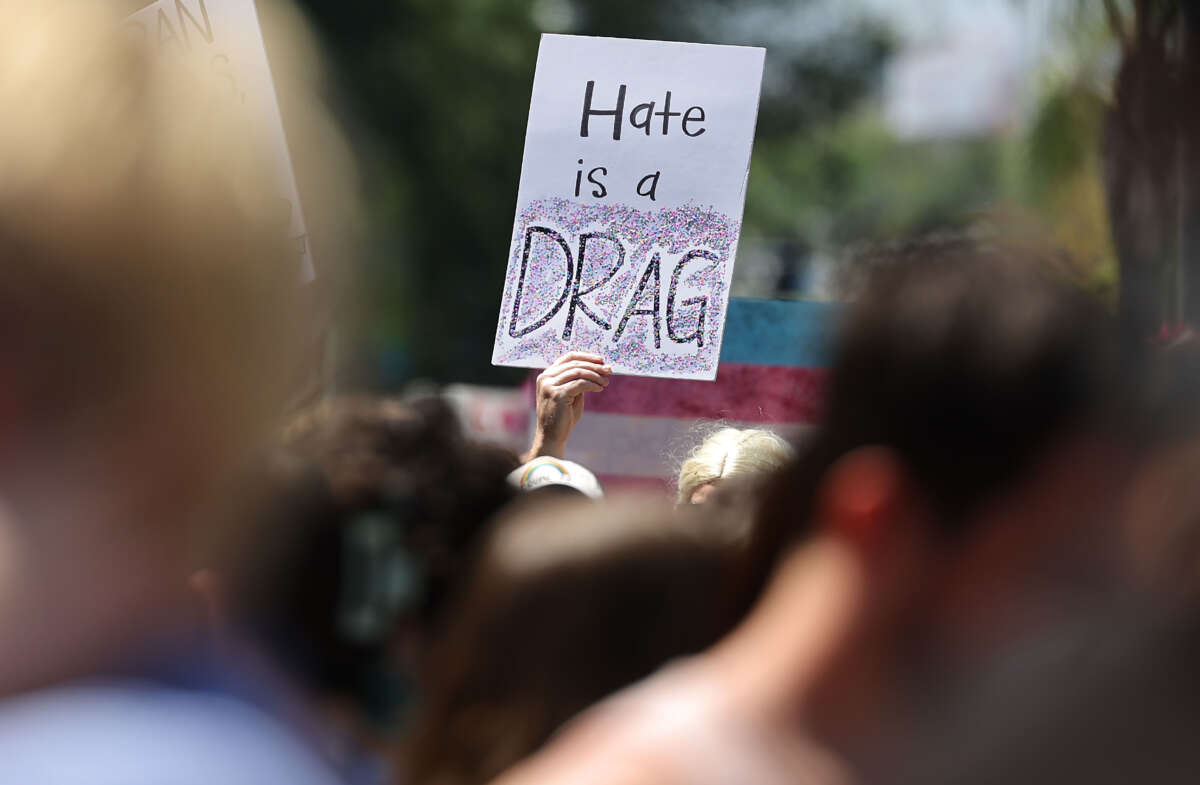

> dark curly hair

[{"left": 234, "top": 396, "right": 519, "bottom": 720}]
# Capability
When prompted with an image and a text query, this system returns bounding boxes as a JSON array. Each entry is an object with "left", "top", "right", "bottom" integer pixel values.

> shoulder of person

[
  {"left": 492, "top": 659, "right": 724, "bottom": 785},
  {"left": 0, "top": 681, "right": 342, "bottom": 785},
  {"left": 495, "top": 658, "right": 852, "bottom": 785}
]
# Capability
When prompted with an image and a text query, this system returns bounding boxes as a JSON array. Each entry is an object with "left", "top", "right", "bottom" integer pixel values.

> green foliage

[
  {"left": 294, "top": 0, "right": 1121, "bottom": 384},
  {"left": 292, "top": 0, "right": 893, "bottom": 386},
  {"left": 747, "top": 114, "right": 1010, "bottom": 248},
  {"left": 295, "top": 0, "right": 541, "bottom": 386}
]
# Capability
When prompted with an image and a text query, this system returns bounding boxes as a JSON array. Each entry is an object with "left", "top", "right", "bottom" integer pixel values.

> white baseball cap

[{"left": 507, "top": 457, "right": 605, "bottom": 499}]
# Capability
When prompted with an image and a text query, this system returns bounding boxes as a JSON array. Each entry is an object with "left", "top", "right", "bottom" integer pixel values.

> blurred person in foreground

[
  {"left": 892, "top": 338, "right": 1200, "bottom": 785},
  {"left": 493, "top": 238, "right": 1134, "bottom": 785},
  {"left": 211, "top": 397, "right": 516, "bottom": 784},
  {"left": 522, "top": 353, "right": 792, "bottom": 502},
  {"left": 0, "top": 1, "right": 357, "bottom": 781},
  {"left": 406, "top": 492, "right": 756, "bottom": 785}
]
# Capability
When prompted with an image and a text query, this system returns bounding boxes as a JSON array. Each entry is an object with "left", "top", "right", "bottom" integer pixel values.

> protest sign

[
  {"left": 125, "top": 0, "right": 313, "bottom": 281},
  {"left": 492, "top": 34, "right": 765, "bottom": 381}
]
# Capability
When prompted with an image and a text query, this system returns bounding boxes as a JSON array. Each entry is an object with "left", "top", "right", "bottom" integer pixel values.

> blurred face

[
  {"left": 0, "top": 365, "right": 264, "bottom": 695},
  {"left": 916, "top": 433, "right": 1133, "bottom": 670}
]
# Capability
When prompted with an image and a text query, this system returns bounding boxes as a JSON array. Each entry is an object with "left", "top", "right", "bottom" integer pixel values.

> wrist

[{"left": 526, "top": 433, "right": 566, "bottom": 461}]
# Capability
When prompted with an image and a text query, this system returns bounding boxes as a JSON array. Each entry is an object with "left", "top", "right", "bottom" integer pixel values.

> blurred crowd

[{"left": 3, "top": 2, "right": 1200, "bottom": 785}]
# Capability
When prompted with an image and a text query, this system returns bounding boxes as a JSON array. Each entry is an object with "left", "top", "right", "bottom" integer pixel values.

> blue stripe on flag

[{"left": 718, "top": 298, "right": 839, "bottom": 368}]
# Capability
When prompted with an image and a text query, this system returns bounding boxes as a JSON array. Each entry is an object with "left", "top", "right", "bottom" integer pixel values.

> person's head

[
  {"left": 406, "top": 495, "right": 750, "bottom": 785},
  {"left": 508, "top": 457, "right": 605, "bottom": 500},
  {"left": 237, "top": 396, "right": 518, "bottom": 724},
  {"left": 754, "top": 236, "right": 1133, "bottom": 664},
  {"left": 677, "top": 427, "right": 794, "bottom": 505},
  {"left": 0, "top": 1, "right": 354, "bottom": 693}
]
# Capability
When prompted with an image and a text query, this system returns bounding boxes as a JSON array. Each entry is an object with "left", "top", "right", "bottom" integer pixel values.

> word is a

[{"left": 574, "top": 159, "right": 661, "bottom": 201}]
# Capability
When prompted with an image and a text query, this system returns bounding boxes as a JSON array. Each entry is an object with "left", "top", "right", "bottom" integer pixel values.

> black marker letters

[
  {"left": 614, "top": 253, "right": 662, "bottom": 349},
  {"left": 563, "top": 233, "right": 625, "bottom": 339},
  {"left": 581, "top": 81, "right": 626, "bottom": 140},
  {"left": 573, "top": 160, "right": 609, "bottom": 198},
  {"left": 570, "top": 84, "right": 706, "bottom": 200},
  {"left": 579, "top": 82, "right": 707, "bottom": 141},
  {"left": 587, "top": 167, "right": 608, "bottom": 198},
  {"left": 630, "top": 99, "right": 656, "bottom": 136},
  {"left": 667, "top": 250, "right": 716, "bottom": 347},
  {"left": 509, "top": 227, "right": 720, "bottom": 354},
  {"left": 657, "top": 91, "right": 681, "bottom": 134},
  {"left": 508, "top": 226, "right": 574, "bottom": 338},
  {"left": 636, "top": 171, "right": 661, "bottom": 201}
]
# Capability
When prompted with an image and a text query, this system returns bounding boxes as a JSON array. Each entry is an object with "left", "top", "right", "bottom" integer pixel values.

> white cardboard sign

[
  {"left": 491, "top": 34, "right": 765, "bottom": 381},
  {"left": 125, "top": 0, "right": 313, "bottom": 281}
]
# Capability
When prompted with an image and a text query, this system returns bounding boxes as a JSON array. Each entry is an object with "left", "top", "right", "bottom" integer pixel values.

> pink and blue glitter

[{"left": 494, "top": 197, "right": 740, "bottom": 380}]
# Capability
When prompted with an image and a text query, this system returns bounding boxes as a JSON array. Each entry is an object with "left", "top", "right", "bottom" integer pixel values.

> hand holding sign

[
  {"left": 492, "top": 35, "right": 765, "bottom": 381},
  {"left": 525, "top": 352, "right": 613, "bottom": 461}
]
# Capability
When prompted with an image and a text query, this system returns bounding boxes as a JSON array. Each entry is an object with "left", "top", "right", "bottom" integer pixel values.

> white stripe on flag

[{"left": 564, "top": 412, "right": 810, "bottom": 480}]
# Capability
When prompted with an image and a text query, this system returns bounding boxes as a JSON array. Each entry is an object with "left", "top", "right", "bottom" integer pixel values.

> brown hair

[
  {"left": 405, "top": 495, "right": 751, "bottom": 785},
  {"left": 234, "top": 396, "right": 519, "bottom": 714}
]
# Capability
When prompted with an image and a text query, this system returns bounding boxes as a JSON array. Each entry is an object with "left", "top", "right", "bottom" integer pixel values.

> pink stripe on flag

[{"left": 585, "top": 363, "right": 826, "bottom": 423}]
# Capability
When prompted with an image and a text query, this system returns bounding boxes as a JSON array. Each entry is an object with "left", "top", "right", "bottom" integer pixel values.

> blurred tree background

[{"left": 287, "top": 0, "right": 1139, "bottom": 389}]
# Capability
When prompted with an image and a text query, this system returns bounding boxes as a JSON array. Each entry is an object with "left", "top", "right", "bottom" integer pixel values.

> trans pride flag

[{"left": 561, "top": 298, "right": 837, "bottom": 492}]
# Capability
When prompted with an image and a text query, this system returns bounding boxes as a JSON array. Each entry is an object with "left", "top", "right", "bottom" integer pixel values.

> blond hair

[{"left": 677, "top": 427, "right": 794, "bottom": 505}]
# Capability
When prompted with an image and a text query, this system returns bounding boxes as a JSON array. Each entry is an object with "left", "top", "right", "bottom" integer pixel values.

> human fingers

[
  {"left": 546, "top": 367, "right": 611, "bottom": 391},
  {"left": 547, "top": 360, "right": 612, "bottom": 382},
  {"left": 553, "top": 351, "right": 606, "bottom": 366},
  {"left": 557, "top": 379, "right": 606, "bottom": 399}
]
